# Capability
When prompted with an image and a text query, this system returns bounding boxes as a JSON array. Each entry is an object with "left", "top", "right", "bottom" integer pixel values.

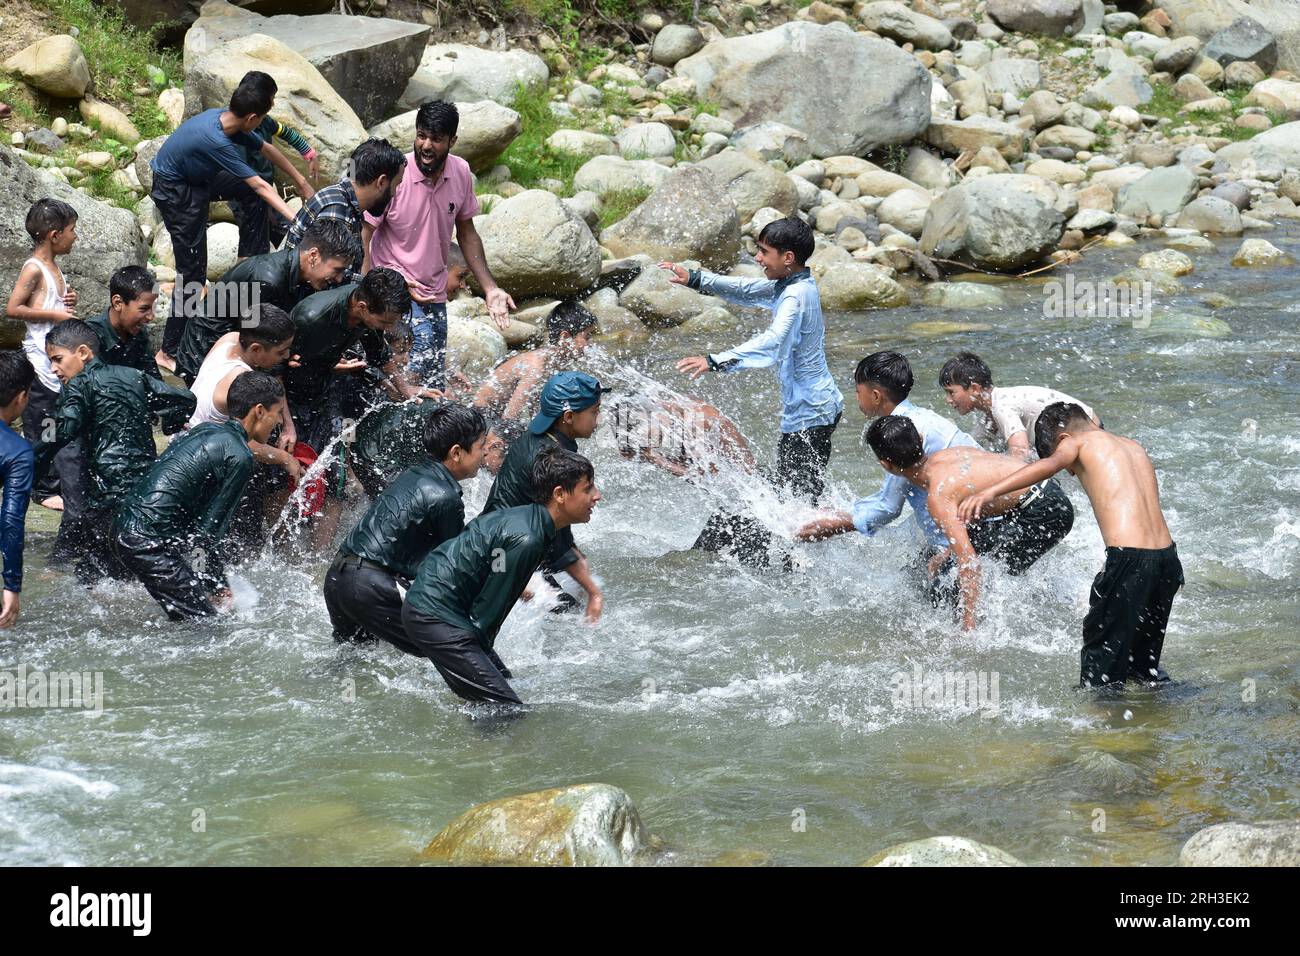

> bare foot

[
  {"left": 155, "top": 350, "right": 176, "bottom": 373},
  {"left": 39, "top": 495, "right": 64, "bottom": 511}
]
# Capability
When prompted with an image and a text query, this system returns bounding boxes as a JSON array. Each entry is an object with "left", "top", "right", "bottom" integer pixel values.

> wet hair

[
  {"left": 239, "top": 303, "right": 295, "bottom": 349},
  {"left": 531, "top": 446, "right": 594, "bottom": 504},
  {"left": 423, "top": 402, "right": 487, "bottom": 460},
  {"left": 757, "top": 216, "right": 815, "bottom": 265},
  {"left": 854, "top": 350, "right": 913, "bottom": 403},
  {"left": 415, "top": 100, "right": 459, "bottom": 138},
  {"left": 230, "top": 71, "right": 276, "bottom": 117},
  {"left": 939, "top": 351, "right": 993, "bottom": 390},
  {"left": 490, "top": 417, "right": 526, "bottom": 450},
  {"left": 25, "top": 198, "right": 78, "bottom": 244},
  {"left": 349, "top": 137, "right": 405, "bottom": 186},
  {"left": 547, "top": 300, "right": 598, "bottom": 344},
  {"left": 353, "top": 267, "right": 411, "bottom": 318},
  {"left": 866, "top": 415, "right": 925, "bottom": 469},
  {"left": 0, "top": 351, "right": 36, "bottom": 407},
  {"left": 227, "top": 370, "right": 284, "bottom": 419},
  {"left": 299, "top": 218, "right": 359, "bottom": 266},
  {"left": 1034, "top": 402, "right": 1092, "bottom": 461},
  {"left": 448, "top": 243, "right": 467, "bottom": 270},
  {"left": 46, "top": 319, "right": 98, "bottom": 355},
  {"left": 109, "top": 265, "right": 156, "bottom": 305}
]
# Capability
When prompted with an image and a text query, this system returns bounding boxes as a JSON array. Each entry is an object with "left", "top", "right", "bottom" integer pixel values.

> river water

[{"left": 3, "top": 229, "right": 1298, "bottom": 866}]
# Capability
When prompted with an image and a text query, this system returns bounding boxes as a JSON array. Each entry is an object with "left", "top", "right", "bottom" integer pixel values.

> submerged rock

[
  {"left": 920, "top": 282, "right": 1008, "bottom": 309},
  {"left": 1231, "top": 238, "right": 1295, "bottom": 267},
  {"left": 864, "top": 835, "right": 1025, "bottom": 866},
  {"left": 1180, "top": 820, "right": 1300, "bottom": 866},
  {"left": 421, "top": 784, "right": 655, "bottom": 866}
]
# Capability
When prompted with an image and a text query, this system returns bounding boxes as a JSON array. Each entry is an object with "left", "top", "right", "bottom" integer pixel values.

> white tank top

[
  {"left": 188, "top": 338, "right": 251, "bottom": 429},
  {"left": 20, "top": 257, "right": 66, "bottom": 393}
]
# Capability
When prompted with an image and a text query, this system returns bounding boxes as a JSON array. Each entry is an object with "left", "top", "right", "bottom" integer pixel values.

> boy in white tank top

[{"left": 5, "top": 199, "right": 81, "bottom": 519}]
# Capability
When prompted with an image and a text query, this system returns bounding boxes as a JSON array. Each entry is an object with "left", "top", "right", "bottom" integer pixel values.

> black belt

[{"left": 333, "top": 553, "right": 395, "bottom": 576}]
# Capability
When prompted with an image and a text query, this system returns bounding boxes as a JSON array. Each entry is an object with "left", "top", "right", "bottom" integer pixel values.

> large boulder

[
  {"left": 473, "top": 190, "right": 602, "bottom": 298},
  {"left": 115, "top": 0, "right": 336, "bottom": 42},
  {"left": 816, "top": 262, "right": 910, "bottom": 310},
  {"left": 601, "top": 166, "right": 741, "bottom": 271},
  {"left": 696, "top": 148, "right": 799, "bottom": 223},
  {"left": 572, "top": 155, "right": 673, "bottom": 199},
  {"left": 1180, "top": 820, "right": 1300, "bottom": 866},
  {"left": 981, "top": 58, "right": 1043, "bottom": 98},
  {"left": 987, "top": 0, "right": 1086, "bottom": 37},
  {"left": 368, "top": 101, "right": 521, "bottom": 173},
  {"left": 1175, "top": 195, "right": 1244, "bottom": 233},
  {"left": 1116, "top": 165, "right": 1200, "bottom": 218},
  {"left": 421, "top": 784, "right": 654, "bottom": 866},
  {"left": 399, "top": 43, "right": 549, "bottom": 112},
  {"left": 447, "top": 316, "right": 508, "bottom": 380},
  {"left": 0, "top": 145, "right": 147, "bottom": 319},
  {"left": 183, "top": 30, "right": 365, "bottom": 182},
  {"left": 1216, "top": 119, "right": 1300, "bottom": 169},
  {"left": 1155, "top": 0, "right": 1300, "bottom": 74},
  {"left": 618, "top": 265, "right": 717, "bottom": 327},
  {"left": 855, "top": 2, "right": 954, "bottom": 51},
  {"left": 652, "top": 24, "right": 706, "bottom": 66},
  {"left": 3, "top": 34, "right": 91, "bottom": 99},
  {"left": 673, "top": 22, "right": 931, "bottom": 158},
  {"left": 1244, "top": 78, "right": 1300, "bottom": 114},
  {"left": 1204, "top": 16, "right": 1279, "bottom": 73},
  {"left": 185, "top": 0, "right": 429, "bottom": 128},
  {"left": 920, "top": 174, "right": 1066, "bottom": 271},
  {"left": 864, "top": 836, "right": 1026, "bottom": 866}
]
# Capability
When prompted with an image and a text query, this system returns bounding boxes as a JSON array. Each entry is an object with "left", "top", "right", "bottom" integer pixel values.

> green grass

[
  {"left": 598, "top": 186, "right": 652, "bottom": 228},
  {"left": 482, "top": 82, "right": 588, "bottom": 197}
]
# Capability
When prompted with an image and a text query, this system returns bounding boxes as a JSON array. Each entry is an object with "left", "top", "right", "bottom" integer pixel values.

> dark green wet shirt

[
  {"left": 352, "top": 399, "right": 436, "bottom": 483},
  {"left": 338, "top": 459, "right": 464, "bottom": 581},
  {"left": 285, "top": 283, "right": 390, "bottom": 409},
  {"left": 114, "top": 419, "right": 255, "bottom": 582},
  {"left": 33, "top": 358, "right": 196, "bottom": 510},
  {"left": 481, "top": 428, "right": 578, "bottom": 572},
  {"left": 404, "top": 504, "right": 557, "bottom": 648},
  {"left": 173, "top": 248, "right": 317, "bottom": 384},
  {"left": 86, "top": 310, "right": 161, "bottom": 381}
]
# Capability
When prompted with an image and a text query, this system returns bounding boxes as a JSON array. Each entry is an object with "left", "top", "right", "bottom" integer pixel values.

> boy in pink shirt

[{"left": 362, "top": 101, "right": 514, "bottom": 391}]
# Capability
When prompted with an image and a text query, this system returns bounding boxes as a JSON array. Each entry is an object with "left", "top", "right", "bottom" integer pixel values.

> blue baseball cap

[{"left": 529, "top": 371, "right": 608, "bottom": 435}]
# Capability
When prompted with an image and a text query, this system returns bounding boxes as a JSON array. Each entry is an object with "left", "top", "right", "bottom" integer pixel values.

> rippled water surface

[{"left": 3, "top": 229, "right": 1299, "bottom": 865}]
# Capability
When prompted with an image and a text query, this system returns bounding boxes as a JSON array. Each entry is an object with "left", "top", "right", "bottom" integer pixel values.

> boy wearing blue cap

[
  {"left": 664, "top": 216, "right": 844, "bottom": 503},
  {"left": 480, "top": 370, "right": 606, "bottom": 622}
]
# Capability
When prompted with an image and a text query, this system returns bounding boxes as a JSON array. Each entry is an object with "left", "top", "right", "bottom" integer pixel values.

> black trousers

[
  {"left": 1081, "top": 544, "right": 1183, "bottom": 687},
  {"left": 152, "top": 172, "right": 268, "bottom": 355},
  {"left": 775, "top": 412, "right": 841, "bottom": 504},
  {"left": 59, "top": 504, "right": 130, "bottom": 585},
  {"left": 22, "top": 379, "right": 84, "bottom": 507},
  {"left": 324, "top": 555, "right": 424, "bottom": 656},
  {"left": 112, "top": 530, "right": 218, "bottom": 621},
  {"left": 692, "top": 509, "right": 792, "bottom": 571},
  {"left": 229, "top": 193, "right": 290, "bottom": 257},
  {"left": 399, "top": 605, "right": 523, "bottom": 706}
]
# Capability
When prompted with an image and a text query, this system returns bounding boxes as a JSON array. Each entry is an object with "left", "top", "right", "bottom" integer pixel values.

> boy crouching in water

[{"left": 959, "top": 403, "right": 1183, "bottom": 687}]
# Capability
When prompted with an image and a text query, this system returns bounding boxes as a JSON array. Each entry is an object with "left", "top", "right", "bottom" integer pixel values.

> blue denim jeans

[{"left": 405, "top": 301, "right": 448, "bottom": 390}]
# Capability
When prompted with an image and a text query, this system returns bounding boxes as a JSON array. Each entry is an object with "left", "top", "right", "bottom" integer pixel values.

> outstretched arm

[
  {"left": 457, "top": 218, "right": 514, "bottom": 330},
  {"left": 957, "top": 440, "right": 1078, "bottom": 521},
  {"left": 795, "top": 510, "right": 856, "bottom": 541}
]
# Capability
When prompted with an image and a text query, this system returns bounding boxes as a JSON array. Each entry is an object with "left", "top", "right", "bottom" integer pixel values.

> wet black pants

[
  {"left": 775, "top": 412, "right": 840, "bottom": 503},
  {"left": 1080, "top": 544, "right": 1183, "bottom": 687},
  {"left": 399, "top": 606, "right": 523, "bottom": 707},
  {"left": 112, "top": 531, "right": 217, "bottom": 621}
]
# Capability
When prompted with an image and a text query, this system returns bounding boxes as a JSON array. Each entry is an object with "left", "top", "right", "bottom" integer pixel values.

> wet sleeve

[
  {"left": 710, "top": 293, "right": 798, "bottom": 372},
  {"left": 194, "top": 448, "right": 256, "bottom": 586},
  {"left": 144, "top": 374, "right": 197, "bottom": 434},
  {"left": 850, "top": 473, "right": 908, "bottom": 537},
  {"left": 990, "top": 394, "right": 1025, "bottom": 440},
  {"left": 360, "top": 329, "right": 392, "bottom": 370},
  {"left": 32, "top": 380, "right": 87, "bottom": 482},
  {"left": 475, "top": 529, "right": 546, "bottom": 641},
  {"left": 272, "top": 120, "right": 312, "bottom": 159},
  {"left": 1, "top": 447, "right": 34, "bottom": 592},
  {"left": 695, "top": 271, "right": 779, "bottom": 308},
  {"left": 543, "top": 526, "right": 578, "bottom": 573}
]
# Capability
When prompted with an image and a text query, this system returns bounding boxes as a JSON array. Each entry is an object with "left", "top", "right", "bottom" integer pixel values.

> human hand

[
  {"left": 212, "top": 588, "right": 234, "bottom": 612},
  {"left": 0, "top": 590, "right": 19, "bottom": 628},
  {"left": 957, "top": 492, "right": 992, "bottom": 523},
  {"left": 485, "top": 287, "right": 515, "bottom": 330},
  {"left": 658, "top": 261, "right": 688, "bottom": 284},
  {"left": 281, "top": 454, "right": 304, "bottom": 483},
  {"left": 584, "top": 589, "right": 604, "bottom": 624},
  {"left": 277, "top": 425, "right": 297, "bottom": 454},
  {"left": 334, "top": 358, "right": 368, "bottom": 373},
  {"left": 308, "top": 155, "right": 319, "bottom": 183},
  {"left": 62, "top": 287, "right": 78, "bottom": 309},
  {"left": 676, "top": 355, "right": 710, "bottom": 380}
]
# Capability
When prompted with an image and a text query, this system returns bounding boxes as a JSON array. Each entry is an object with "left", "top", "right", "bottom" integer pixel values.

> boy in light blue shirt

[
  {"left": 663, "top": 217, "right": 843, "bottom": 502},
  {"left": 797, "top": 351, "right": 977, "bottom": 579}
]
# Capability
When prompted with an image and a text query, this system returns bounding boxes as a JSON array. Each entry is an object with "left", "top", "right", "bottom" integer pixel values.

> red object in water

[{"left": 287, "top": 442, "right": 327, "bottom": 519}]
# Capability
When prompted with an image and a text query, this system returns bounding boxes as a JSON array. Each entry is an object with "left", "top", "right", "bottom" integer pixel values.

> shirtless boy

[{"left": 472, "top": 300, "right": 597, "bottom": 422}]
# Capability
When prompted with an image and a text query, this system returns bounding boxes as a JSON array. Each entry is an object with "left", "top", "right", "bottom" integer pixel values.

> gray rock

[
  {"left": 474, "top": 190, "right": 602, "bottom": 297},
  {"left": 545, "top": 129, "right": 618, "bottom": 162},
  {"left": 731, "top": 122, "right": 812, "bottom": 165},
  {"left": 1117, "top": 165, "right": 1200, "bottom": 218},
  {"left": 1082, "top": 54, "right": 1154, "bottom": 109},
  {"left": 945, "top": 18, "right": 979, "bottom": 42},
  {"left": 23, "top": 129, "right": 65, "bottom": 154},
  {"left": 816, "top": 261, "right": 910, "bottom": 309},
  {"left": 1066, "top": 208, "right": 1116, "bottom": 231},
  {"left": 652, "top": 24, "right": 706, "bottom": 66},
  {"left": 1205, "top": 16, "right": 1279, "bottom": 74},
  {"left": 856, "top": 1, "right": 954, "bottom": 51},
  {"left": 1103, "top": 12, "right": 1140, "bottom": 37},
  {"left": 696, "top": 148, "right": 799, "bottom": 223},
  {"left": 920, "top": 173, "right": 1066, "bottom": 271},
  {"left": 616, "top": 122, "right": 677, "bottom": 160},
  {"left": 1225, "top": 61, "right": 1268, "bottom": 88},
  {"left": 1180, "top": 820, "right": 1300, "bottom": 866},
  {"left": 601, "top": 165, "right": 741, "bottom": 271},
  {"left": 619, "top": 264, "right": 716, "bottom": 327},
  {"left": 1, "top": 143, "right": 146, "bottom": 316},
  {"left": 920, "top": 281, "right": 1008, "bottom": 308},
  {"left": 369, "top": 101, "right": 522, "bottom": 173},
  {"left": 1077, "top": 0, "right": 1105, "bottom": 36},
  {"left": 1176, "top": 195, "right": 1245, "bottom": 234},
  {"left": 562, "top": 190, "right": 602, "bottom": 228},
  {"left": 926, "top": 116, "right": 1030, "bottom": 160},
  {"left": 2, "top": 34, "right": 90, "bottom": 99},
  {"left": 865, "top": 836, "right": 1025, "bottom": 867},
  {"left": 1154, "top": 35, "right": 1202, "bottom": 75},
  {"left": 982, "top": 58, "right": 1043, "bottom": 97},
  {"left": 673, "top": 22, "right": 931, "bottom": 158},
  {"left": 986, "top": 0, "right": 1085, "bottom": 38},
  {"left": 572, "top": 155, "right": 673, "bottom": 198},
  {"left": 1022, "top": 90, "right": 1065, "bottom": 129},
  {"left": 399, "top": 43, "right": 549, "bottom": 111},
  {"left": 1211, "top": 181, "right": 1253, "bottom": 210},
  {"left": 1217, "top": 120, "right": 1300, "bottom": 171}
]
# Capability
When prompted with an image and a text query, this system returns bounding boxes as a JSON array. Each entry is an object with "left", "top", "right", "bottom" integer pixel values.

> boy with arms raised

[
  {"left": 480, "top": 371, "right": 606, "bottom": 621},
  {"left": 113, "top": 372, "right": 283, "bottom": 621},
  {"left": 401, "top": 446, "right": 601, "bottom": 707},
  {"left": 865, "top": 415, "right": 1074, "bottom": 631},
  {"left": 939, "top": 351, "right": 1099, "bottom": 461},
  {"left": 33, "top": 321, "right": 196, "bottom": 581},
  {"left": 667, "top": 216, "right": 843, "bottom": 503},
  {"left": 0, "top": 353, "right": 36, "bottom": 628},
  {"left": 325, "top": 403, "right": 486, "bottom": 652},
  {"left": 959, "top": 403, "right": 1182, "bottom": 686}
]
